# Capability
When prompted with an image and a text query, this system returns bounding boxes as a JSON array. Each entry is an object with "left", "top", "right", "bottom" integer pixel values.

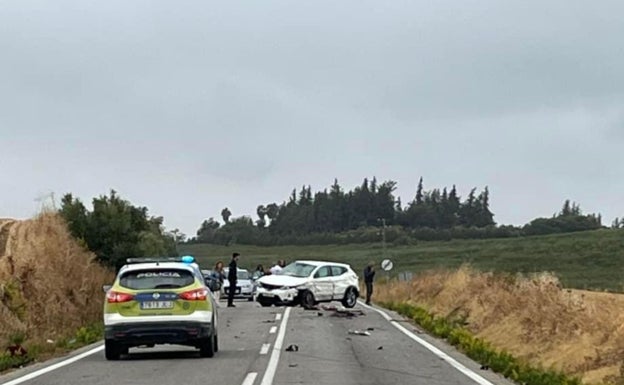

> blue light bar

[
  {"left": 181, "top": 255, "right": 195, "bottom": 264},
  {"left": 125, "top": 256, "right": 195, "bottom": 264}
]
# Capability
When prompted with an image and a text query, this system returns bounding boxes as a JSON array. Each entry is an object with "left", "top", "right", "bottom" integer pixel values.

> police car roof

[{"left": 119, "top": 262, "right": 197, "bottom": 273}]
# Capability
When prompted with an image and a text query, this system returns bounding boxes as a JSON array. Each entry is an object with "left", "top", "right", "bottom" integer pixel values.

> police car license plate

[{"left": 141, "top": 301, "right": 174, "bottom": 309}]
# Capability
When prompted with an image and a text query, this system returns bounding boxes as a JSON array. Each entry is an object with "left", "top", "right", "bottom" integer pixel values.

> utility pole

[
  {"left": 380, "top": 218, "right": 386, "bottom": 259},
  {"left": 378, "top": 218, "right": 389, "bottom": 282}
]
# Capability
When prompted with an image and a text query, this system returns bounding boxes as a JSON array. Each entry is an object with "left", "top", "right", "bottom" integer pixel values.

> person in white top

[
  {"left": 269, "top": 263, "right": 282, "bottom": 275},
  {"left": 270, "top": 259, "right": 286, "bottom": 275}
]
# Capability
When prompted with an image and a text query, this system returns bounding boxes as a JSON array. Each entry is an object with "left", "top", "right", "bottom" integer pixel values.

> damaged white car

[{"left": 255, "top": 260, "right": 360, "bottom": 309}]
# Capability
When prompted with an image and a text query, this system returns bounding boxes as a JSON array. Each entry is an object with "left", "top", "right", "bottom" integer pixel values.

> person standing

[
  {"left": 363, "top": 261, "right": 375, "bottom": 305},
  {"left": 227, "top": 253, "right": 240, "bottom": 307},
  {"left": 269, "top": 260, "right": 283, "bottom": 275},
  {"left": 212, "top": 261, "right": 225, "bottom": 302}
]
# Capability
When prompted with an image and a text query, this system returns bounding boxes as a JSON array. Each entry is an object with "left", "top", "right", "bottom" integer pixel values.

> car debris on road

[{"left": 348, "top": 330, "right": 371, "bottom": 336}]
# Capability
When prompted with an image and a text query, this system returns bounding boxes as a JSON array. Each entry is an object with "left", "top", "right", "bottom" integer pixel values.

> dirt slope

[
  {"left": 0, "top": 213, "right": 113, "bottom": 345},
  {"left": 376, "top": 267, "right": 624, "bottom": 384}
]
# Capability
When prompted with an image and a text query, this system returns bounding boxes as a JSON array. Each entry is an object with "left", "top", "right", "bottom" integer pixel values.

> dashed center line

[
  {"left": 260, "top": 307, "right": 291, "bottom": 385},
  {"left": 269, "top": 326, "right": 277, "bottom": 334},
  {"left": 241, "top": 372, "right": 258, "bottom": 385},
  {"left": 275, "top": 313, "right": 282, "bottom": 321},
  {"left": 260, "top": 343, "right": 271, "bottom": 355}
]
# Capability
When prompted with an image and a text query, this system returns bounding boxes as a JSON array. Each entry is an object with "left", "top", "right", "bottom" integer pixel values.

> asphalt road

[{"left": 0, "top": 300, "right": 516, "bottom": 385}]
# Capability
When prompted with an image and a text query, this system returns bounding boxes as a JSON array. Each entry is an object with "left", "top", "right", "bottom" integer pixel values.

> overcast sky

[{"left": 1, "top": 1, "right": 623, "bottom": 236}]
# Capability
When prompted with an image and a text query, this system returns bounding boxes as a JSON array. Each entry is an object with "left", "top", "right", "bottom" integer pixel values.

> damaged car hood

[{"left": 258, "top": 274, "right": 308, "bottom": 287}]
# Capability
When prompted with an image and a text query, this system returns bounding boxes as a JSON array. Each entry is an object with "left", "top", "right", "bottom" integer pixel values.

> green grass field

[{"left": 179, "top": 228, "right": 624, "bottom": 292}]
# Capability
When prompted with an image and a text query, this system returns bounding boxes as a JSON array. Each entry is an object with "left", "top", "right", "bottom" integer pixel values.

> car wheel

[
  {"left": 342, "top": 287, "right": 358, "bottom": 308},
  {"left": 199, "top": 335, "right": 215, "bottom": 358},
  {"left": 248, "top": 295, "right": 254, "bottom": 302},
  {"left": 300, "top": 290, "right": 316, "bottom": 310},
  {"left": 213, "top": 334, "right": 219, "bottom": 353},
  {"left": 104, "top": 339, "right": 121, "bottom": 361}
]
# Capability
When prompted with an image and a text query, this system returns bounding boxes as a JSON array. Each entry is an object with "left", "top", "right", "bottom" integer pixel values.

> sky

[{"left": 1, "top": 0, "right": 623, "bottom": 236}]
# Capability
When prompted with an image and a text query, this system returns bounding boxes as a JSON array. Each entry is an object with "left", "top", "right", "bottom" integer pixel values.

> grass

[
  {"left": 382, "top": 301, "right": 584, "bottom": 385},
  {"left": 0, "top": 213, "right": 113, "bottom": 374},
  {"left": 180, "top": 228, "right": 624, "bottom": 291}
]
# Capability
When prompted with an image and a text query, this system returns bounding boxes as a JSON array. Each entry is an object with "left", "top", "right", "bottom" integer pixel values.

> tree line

[{"left": 192, "top": 178, "right": 603, "bottom": 245}]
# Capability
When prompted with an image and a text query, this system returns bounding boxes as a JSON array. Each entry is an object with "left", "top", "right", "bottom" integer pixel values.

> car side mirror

[{"left": 102, "top": 285, "right": 112, "bottom": 293}]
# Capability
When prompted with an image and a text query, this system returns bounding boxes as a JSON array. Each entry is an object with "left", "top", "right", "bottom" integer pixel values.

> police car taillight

[
  {"left": 179, "top": 288, "right": 209, "bottom": 301},
  {"left": 107, "top": 291, "right": 135, "bottom": 303}
]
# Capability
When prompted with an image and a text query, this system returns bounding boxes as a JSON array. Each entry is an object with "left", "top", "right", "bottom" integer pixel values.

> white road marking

[
  {"left": 359, "top": 301, "right": 495, "bottom": 385},
  {"left": 241, "top": 372, "right": 258, "bottom": 385},
  {"left": 269, "top": 326, "right": 277, "bottom": 334},
  {"left": 260, "top": 307, "right": 291, "bottom": 385},
  {"left": 242, "top": 372, "right": 258, "bottom": 385},
  {"left": 275, "top": 313, "right": 282, "bottom": 321},
  {"left": 1, "top": 345, "right": 104, "bottom": 385},
  {"left": 260, "top": 343, "right": 271, "bottom": 355}
]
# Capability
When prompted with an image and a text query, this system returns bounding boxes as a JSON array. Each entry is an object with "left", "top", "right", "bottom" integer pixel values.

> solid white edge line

[
  {"left": 260, "top": 307, "right": 291, "bottom": 385},
  {"left": 1, "top": 345, "right": 104, "bottom": 385},
  {"left": 260, "top": 343, "right": 271, "bottom": 355},
  {"left": 359, "top": 301, "right": 495, "bottom": 385},
  {"left": 269, "top": 326, "right": 277, "bottom": 334},
  {"left": 241, "top": 372, "right": 258, "bottom": 385},
  {"left": 275, "top": 313, "right": 282, "bottom": 321}
]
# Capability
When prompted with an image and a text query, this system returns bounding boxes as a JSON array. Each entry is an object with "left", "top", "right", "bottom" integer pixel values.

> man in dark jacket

[
  {"left": 363, "top": 261, "right": 375, "bottom": 305},
  {"left": 227, "top": 253, "right": 240, "bottom": 307}
]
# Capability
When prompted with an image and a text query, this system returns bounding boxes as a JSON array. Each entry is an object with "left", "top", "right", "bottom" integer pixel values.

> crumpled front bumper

[{"left": 256, "top": 287, "right": 299, "bottom": 304}]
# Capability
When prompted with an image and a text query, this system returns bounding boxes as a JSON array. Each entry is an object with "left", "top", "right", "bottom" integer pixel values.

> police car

[{"left": 103, "top": 256, "right": 218, "bottom": 360}]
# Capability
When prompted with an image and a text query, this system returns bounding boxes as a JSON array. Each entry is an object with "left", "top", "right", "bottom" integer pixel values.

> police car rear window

[{"left": 119, "top": 269, "right": 195, "bottom": 290}]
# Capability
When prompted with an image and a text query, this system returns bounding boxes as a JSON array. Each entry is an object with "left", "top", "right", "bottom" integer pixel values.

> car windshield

[
  {"left": 280, "top": 262, "right": 316, "bottom": 278},
  {"left": 119, "top": 268, "right": 195, "bottom": 290}
]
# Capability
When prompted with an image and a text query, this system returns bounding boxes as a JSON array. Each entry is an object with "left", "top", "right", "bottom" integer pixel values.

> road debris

[
  {"left": 348, "top": 330, "right": 371, "bottom": 336},
  {"left": 321, "top": 304, "right": 365, "bottom": 318},
  {"left": 289, "top": 363, "right": 298, "bottom": 368},
  {"left": 285, "top": 344, "right": 299, "bottom": 352},
  {"left": 377, "top": 346, "right": 383, "bottom": 350}
]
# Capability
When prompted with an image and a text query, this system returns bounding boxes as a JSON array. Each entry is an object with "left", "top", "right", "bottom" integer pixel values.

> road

[{"left": 0, "top": 300, "right": 515, "bottom": 385}]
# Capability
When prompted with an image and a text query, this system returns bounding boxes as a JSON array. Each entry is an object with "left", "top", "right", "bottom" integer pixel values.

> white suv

[{"left": 255, "top": 260, "right": 359, "bottom": 309}]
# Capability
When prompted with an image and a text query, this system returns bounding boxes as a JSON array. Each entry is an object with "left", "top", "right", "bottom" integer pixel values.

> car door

[
  {"left": 330, "top": 265, "right": 349, "bottom": 299},
  {"left": 311, "top": 265, "right": 334, "bottom": 301}
]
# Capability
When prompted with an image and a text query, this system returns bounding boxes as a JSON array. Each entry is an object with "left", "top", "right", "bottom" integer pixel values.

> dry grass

[
  {"left": 0, "top": 212, "right": 114, "bottom": 347},
  {"left": 375, "top": 266, "right": 624, "bottom": 385}
]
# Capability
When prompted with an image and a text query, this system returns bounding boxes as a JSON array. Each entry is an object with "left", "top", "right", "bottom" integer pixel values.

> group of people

[
  {"left": 209, "top": 252, "right": 241, "bottom": 307},
  {"left": 210, "top": 253, "right": 378, "bottom": 307}
]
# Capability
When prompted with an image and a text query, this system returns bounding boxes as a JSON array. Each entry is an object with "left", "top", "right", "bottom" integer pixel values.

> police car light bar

[{"left": 126, "top": 256, "right": 195, "bottom": 264}]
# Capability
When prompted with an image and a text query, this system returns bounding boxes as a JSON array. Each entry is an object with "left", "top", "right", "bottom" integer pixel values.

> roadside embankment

[
  {"left": 375, "top": 267, "right": 624, "bottom": 384},
  {"left": 0, "top": 213, "right": 113, "bottom": 369}
]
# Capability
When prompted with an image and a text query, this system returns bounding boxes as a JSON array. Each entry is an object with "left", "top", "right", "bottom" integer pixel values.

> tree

[
  {"left": 196, "top": 218, "right": 220, "bottom": 243},
  {"left": 221, "top": 207, "right": 232, "bottom": 223},
  {"left": 265, "top": 203, "right": 280, "bottom": 221},
  {"left": 256, "top": 205, "right": 268, "bottom": 222},
  {"left": 415, "top": 177, "right": 424, "bottom": 205},
  {"left": 59, "top": 190, "right": 176, "bottom": 269}
]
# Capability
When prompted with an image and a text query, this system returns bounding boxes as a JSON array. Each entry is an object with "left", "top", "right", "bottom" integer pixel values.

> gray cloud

[{"left": 1, "top": 0, "right": 623, "bottom": 234}]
